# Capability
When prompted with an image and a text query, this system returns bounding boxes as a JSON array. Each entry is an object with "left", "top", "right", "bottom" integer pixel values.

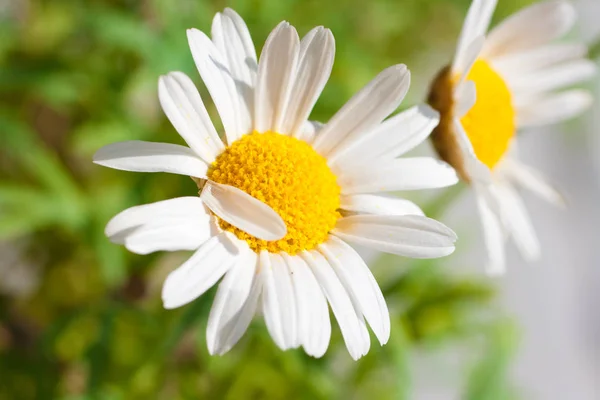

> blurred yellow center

[
  {"left": 207, "top": 132, "right": 340, "bottom": 254},
  {"left": 459, "top": 59, "right": 516, "bottom": 169}
]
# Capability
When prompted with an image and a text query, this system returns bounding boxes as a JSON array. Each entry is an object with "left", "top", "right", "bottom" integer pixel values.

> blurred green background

[{"left": 1, "top": 0, "right": 582, "bottom": 398}]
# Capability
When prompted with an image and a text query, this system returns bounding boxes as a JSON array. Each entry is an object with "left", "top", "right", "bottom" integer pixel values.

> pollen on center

[{"left": 207, "top": 132, "right": 341, "bottom": 254}]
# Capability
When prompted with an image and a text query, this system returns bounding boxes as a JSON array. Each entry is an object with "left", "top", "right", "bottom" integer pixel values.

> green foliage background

[{"left": 0, "top": 0, "right": 565, "bottom": 398}]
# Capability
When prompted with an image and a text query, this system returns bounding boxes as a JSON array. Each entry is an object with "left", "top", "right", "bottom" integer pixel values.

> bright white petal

[
  {"left": 497, "top": 158, "right": 564, "bottom": 206},
  {"left": 201, "top": 181, "right": 286, "bottom": 241},
  {"left": 254, "top": 22, "right": 300, "bottom": 133},
  {"left": 495, "top": 183, "right": 540, "bottom": 262},
  {"left": 453, "top": 120, "right": 493, "bottom": 184},
  {"left": 508, "top": 60, "right": 597, "bottom": 96},
  {"left": 331, "top": 105, "right": 440, "bottom": 169},
  {"left": 282, "top": 27, "right": 335, "bottom": 136},
  {"left": 281, "top": 253, "right": 331, "bottom": 357},
  {"left": 187, "top": 28, "right": 248, "bottom": 144},
  {"left": 93, "top": 141, "right": 208, "bottom": 178},
  {"left": 517, "top": 90, "right": 593, "bottom": 127},
  {"left": 313, "top": 65, "right": 410, "bottom": 158},
  {"left": 453, "top": 0, "right": 497, "bottom": 74},
  {"left": 298, "top": 120, "right": 324, "bottom": 144},
  {"left": 301, "top": 250, "right": 370, "bottom": 360},
  {"left": 482, "top": 0, "right": 577, "bottom": 59},
  {"left": 161, "top": 232, "right": 241, "bottom": 309},
  {"left": 474, "top": 185, "right": 506, "bottom": 275},
  {"left": 333, "top": 214, "right": 457, "bottom": 258},
  {"left": 158, "top": 72, "right": 224, "bottom": 162},
  {"left": 206, "top": 244, "right": 258, "bottom": 355},
  {"left": 319, "top": 236, "right": 390, "bottom": 345},
  {"left": 338, "top": 157, "right": 458, "bottom": 195},
  {"left": 260, "top": 251, "right": 298, "bottom": 350},
  {"left": 340, "top": 194, "right": 424, "bottom": 216}
]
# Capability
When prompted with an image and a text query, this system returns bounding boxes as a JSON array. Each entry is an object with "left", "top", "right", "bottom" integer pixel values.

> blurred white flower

[{"left": 427, "top": 0, "right": 596, "bottom": 274}]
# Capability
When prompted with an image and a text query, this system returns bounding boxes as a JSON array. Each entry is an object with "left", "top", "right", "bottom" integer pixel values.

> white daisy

[
  {"left": 94, "top": 8, "right": 458, "bottom": 359},
  {"left": 427, "top": 0, "right": 596, "bottom": 274}
]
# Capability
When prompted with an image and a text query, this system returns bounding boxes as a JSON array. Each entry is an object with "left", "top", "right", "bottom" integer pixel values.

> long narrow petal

[
  {"left": 453, "top": 36, "right": 485, "bottom": 84},
  {"left": 491, "top": 43, "right": 588, "bottom": 79},
  {"left": 497, "top": 158, "right": 564, "bottom": 206},
  {"left": 508, "top": 60, "right": 597, "bottom": 96},
  {"left": 211, "top": 8, "right": 257, "bottom": 128},
  {"left": 482, "top": 0, "right": 576, "bottom": 59},
  {"left": 517, "top": 90, "right": 593, "bottom": 128},
  {"left": 301, "top": 250, "right": 370, "bottom": 360},
  {"left": 333, "top": 214, "right": 456, "bottom": 258},
  {"left": 340, "top": 194, "right": 424, "bottom": 216},
  {"left": 452, "top": 0, "right": 497, "bottom": 74},
  {"left": 312, "top": 65, "right": 410, "bottom": 158},
  {"left": 254, "top": 22, "right": 300, "bottom": 133},
  {"left": 158, "top": 72, "right": 224, "bottom": 162},
  {"left": 338, "top": 157, "right": 458, "bottom": 195},
  {"left": 201, "top": 181, "right": 286, "bottom": 241},
  {"left": 93, "top": 141, "right": 208, "bottom": 178},
  {"left": 495, "top": 183, "right": 540, "bottom": 262},
  {"left": 282, "top": 253, "right": 330, "bottom": 357},
  {"left": 319, "top": 236, "right": 390, "bottom": 345},
  {"left": 260, "top": 252, "right": 298, "bottom": 350},
  {"left": 454, "top": 81, "right": 476, "bottom": 118},
  {"left": 283, "top": 27, "right": 335, "bottom": 136},
  {"left": 331, "top": 105, "right": 439, "bottom": 169},
  {"left": 206, "top": 244, "right": 258, "bottom": 355},
  {"left": 474, "top": 185, "right": 506, "bottom": 275},
  {"left": 187, "top": 28, "right": 249, "bottom": 144},
  {"left": 161, "top": 232, "right": 241, "bottom": 309}
]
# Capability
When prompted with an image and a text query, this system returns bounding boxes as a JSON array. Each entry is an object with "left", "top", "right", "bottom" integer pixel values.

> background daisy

[{"left": 427, "top": 0, "right": 596, "bottom": 273}]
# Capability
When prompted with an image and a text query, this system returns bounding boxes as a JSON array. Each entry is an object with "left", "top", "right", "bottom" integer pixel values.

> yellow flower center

[
  {"left": 428, "top": 59, "right": 516, "bottom": 179},
  {"left": 207, "top": 132, "right": 341, "bottom": 254}
]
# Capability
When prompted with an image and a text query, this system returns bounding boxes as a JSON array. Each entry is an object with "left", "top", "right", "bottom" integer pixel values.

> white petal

[
  {"left": 331, "top": 105, "right": 440, "bottom": 169},
  {"left": 474, "top": 185, "right": 506, "bottom": 275},
  {"left": 452, "top": 36, "right": 485, "bottom": 84},
  {"left": 260, "top": 251, "right": 298, "bottom": 350},
  {"left": 206, "top": 244, "right": 258, "bottom": 355},
  {"left": 158, "top": 72, "right": 224, "bottom": 162},
  {"left": 340, "top": 194, "right": 424, "bottom": 216},
  {"left": 491, "top": 43, "right": 588, "bottom": 79},
  {"left": 319, "top": 236, "right": 390, "bottom": 345},
  {"left": 283, "top": 27, "right": 335, "bottom": 136},
  {"left": 497, "top": 158, "right": 564, "bottom": 206},
  {"left": 93, "top": 141, "right": 208, "bottom": 178},
  {"left": 313, "top": 65, "right": 410, "bottom": 158},
  {"left": 338, "top": 157, "right": 458, "bottom": 195},
  {"left": 508, "top": 60, "right": 597, "bottom": 96},
  {"left": 517, "top": 90, "right": 593, "bottom": 127},
  {"left": 161, "top": 232, "right": 241, "bottom": 309},
  {"left": 201, "top": 181, "right": 286, "bottom": 241},
  {"left": 453, "top": 120, "right": 493, "bottom": 184},
  {"left": 333, "top": 214, "right": 456, "bottom": 258},
  {"left": 482, "top": 0, "right": 577, "bottom": 59},
  {"left": 298, "top": 120, "right": 324, "bottom": 144},
  {"left": 124, "top": 219, "right": 215, "bottom": 255},
  {"left": 494, "top": 183, "right": 540, "bottom": 262},
  {"left": 187, "top": 28, "right": 248, "bottom": 144},
  {"left": 211, "top": 8, "right": 257, "bottom": 114},
  {"left": 281, "top": 253, "right": 330, "bottom": 357},
  {"left": 453, "top": 0, "right": 497, "bottom": 74},
  {"left": 254, "top": 22, "right": 300, "bottom": 133},
  {"left": 454, "top": 80, "right": 476, "bottom": 118},
  {"left": 300, "top": 250, "right": 370, "bottom": 360}
]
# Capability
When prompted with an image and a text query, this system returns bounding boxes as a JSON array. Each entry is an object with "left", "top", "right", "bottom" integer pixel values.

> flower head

[
  {"left": 94, "top": 9, "right": 458, "bottom": 359},
  {"left": 427, "top": 0, "right": 596, "bottom": 273}
]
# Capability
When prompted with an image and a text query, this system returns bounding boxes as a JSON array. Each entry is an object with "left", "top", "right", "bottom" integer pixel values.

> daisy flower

[
  {"left": 94, "top": 9, "right": 458, "bottom": 359},
  {"left": 427, "top": 0, "right": 596, "bottom": 274}
]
